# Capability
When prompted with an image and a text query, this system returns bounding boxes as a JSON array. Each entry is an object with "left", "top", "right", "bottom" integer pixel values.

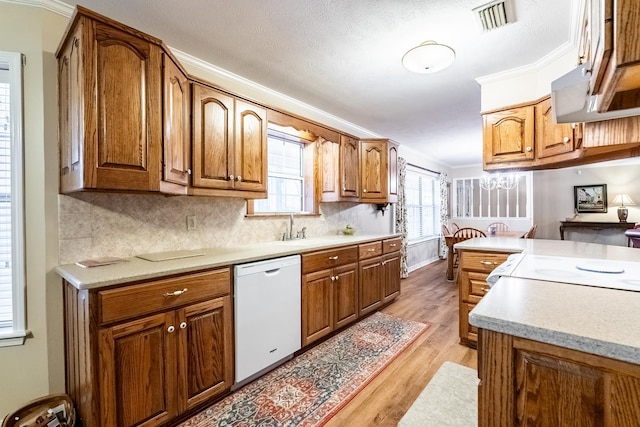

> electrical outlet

[{"left": 186, "top": 215, "right": 196, "bottom": 231}]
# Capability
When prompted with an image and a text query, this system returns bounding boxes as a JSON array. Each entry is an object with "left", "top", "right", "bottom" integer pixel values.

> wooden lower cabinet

[
  {"left": 478, "top": 329, "right": 640, "bottom": 427},
  {"left": 64, "top": 268, "right": 233, "bottom": 427},
  {"left": 382, "top": 251, "right": 401, "bottom": 303},
  {"left": 457, "top": 249, "right": 512, "bottom": 347}
]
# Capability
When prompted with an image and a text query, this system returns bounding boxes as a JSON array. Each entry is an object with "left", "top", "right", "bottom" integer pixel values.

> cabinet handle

[
  {"left": 229, "top": 174, "right": 234, "bottom": 181},
  {"left": 390, "top": 243, "right": 397, "bottom": 247},
  {"left": 236, "top": 175, "right": 242, "bottom": 181},
  {"left": 367, "top": 248, "right": 376, "bottom": 252},
  {"left": 179, "top": 322, "right": 187, "bottom": 329},
  {"left": 563, "top": 137, "right": 570, "bottom": 143},
  {"left": 167, "top": 325, "right": 175, "bottom": 333},
  {"left": 163, "top": 288, "right": 188, "bottom": 297},
  {"left": 480, "top": 261, "right": 498, "bottom": 266},
  {"left": 481, "top": 287, "right": 490, "bottom": 292},
  {"left": 329, "top": 255, "right": 339, "bottom": 260},
  {"left": 526, "top": 147, "right": 532, "bottom": 152}
]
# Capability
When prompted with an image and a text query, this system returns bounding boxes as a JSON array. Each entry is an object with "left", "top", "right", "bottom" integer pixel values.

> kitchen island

[{"left": 457, "top": 238, "right": 640, "bottom": 426}]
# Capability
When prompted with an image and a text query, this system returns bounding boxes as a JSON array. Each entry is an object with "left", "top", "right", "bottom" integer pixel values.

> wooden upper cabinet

[
  {"left": 483, "top": 106, "right": 535, "bottom": 166},
  {"left": 387, "top": 141, "right": 399, "bottom": 203},
  {"left": 234, "top": 99, "right": 267, "bottom": 193},
  {"left": 317, "top": 137, "right": 340, "bottom": 202},
  {"left": 190, "top": 82, "right": 267, "bottom": 197},
  {"left": 534, "top": 97, "right": 576, "bottom": 159},
  {"left": 339, "top": 135, "right": 360, "bottom": 200},
  {"left": 360, "top": 138, "right": 395, "bottom": 203},
  {"left": 162, "top": 54, "right": 191, "bottom": 190},
  {"left": 57, "top": 9, "right": 166, "bottom": 193},
  {"left": 191, "top": 83, "right": 234, "bottom": 190}
]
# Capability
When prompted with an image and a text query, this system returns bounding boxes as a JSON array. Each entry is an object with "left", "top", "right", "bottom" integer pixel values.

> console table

[{"left": 559, "top": 221, "right": 636, "bottom": 241}]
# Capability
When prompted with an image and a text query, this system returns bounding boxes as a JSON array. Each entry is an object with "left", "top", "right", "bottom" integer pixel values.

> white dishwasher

[{"left": 234, "top": 254, "right": 301, "bottom": 385}]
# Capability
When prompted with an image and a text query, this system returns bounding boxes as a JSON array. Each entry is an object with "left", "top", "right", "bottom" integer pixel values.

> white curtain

[
  {"left": 395, "top": 157, "right": 409, "bottom": 278},
  {"left": 439, "top": 172, "right": 449, "bottom": 259}
]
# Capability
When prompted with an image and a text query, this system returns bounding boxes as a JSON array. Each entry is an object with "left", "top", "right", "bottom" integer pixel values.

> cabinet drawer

[
  {"left": 383, "top": 238, "right": 401, "bottom": 254},
  {"left": 359, "top": 241, "right": 382, "bottom": 259},
  {"left": 462, "top": 272, "right": 491, "bottom": 304},
  {"left": 302, "top": 246, "right": 358, "bottom": 274},
  {"left": 99, "top": 268, "right": 231, "bottom": 324},
  {"left": 460, "top": 251, "right": 509, "bottom": 273}
]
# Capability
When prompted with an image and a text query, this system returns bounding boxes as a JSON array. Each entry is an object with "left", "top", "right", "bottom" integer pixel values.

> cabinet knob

[
  {"left": 179, "top": 322, "right": 187, "bottom": 329},
  {"left": 229, "top": 174, "right": 234, "bottom": 181},
  {"left": 368, "top": 248, "right": 376, "bottom": 252},
  {"left": 163, "top": 288, "right": 188, "bottom": 297},
  {"left": 236, "top": 175, "right": 242, "bottom": 181},
  {"left": 328, "top": 255, "right": 339, "bottom": 260},
  {"left": 563, "top": 137, "right": 570, "bottom": 143},
  {"left": 480, "top": 261, "right": 498, "bottom": 266},
  {"left": 332, "top": 275, "right": 338, "bottom": 281},
  {"left": 390, "top": 243, "right": 397, "bottom": 247},
  {"left": 526, "top": 147, "right": 532, "bottom": 152},
  {"left": 343, "top": 186, "right": 346, "bottom": 191},
  {"left": 187, "top": 169, "right": 192, "bottom": 175},
  {"left": 167, "top": 325, "right": 175, "bottom": 333},
  {"left": 363, "top": 189, "right": 367, "bottom": 193}
]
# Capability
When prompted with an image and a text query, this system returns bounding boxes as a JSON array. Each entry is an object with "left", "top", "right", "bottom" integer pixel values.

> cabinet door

[
  {"left": 317, "top": 137, "right": 340, "bottom": 202},
  {"left": 339, "top": 135, "right": 360, "bottom": 199},
  {"left": 90, "top": 21, "right": 162, "bottom": 192},
  {"left": 534, "top": 97, "right": 575, "bottom": 159},
  {"left": 382, "top": 252, "right": 401, "bottom": 303},
  {"left": 360, "top": 139, "right": 389, "bottom": 202},
  {"left": 358, "top": 256, "right": 384, "bottom": 316},
  {"left": 482, "top": 106, "right": 534, "bottom": 165},
  {"left": 302, "top": 269, "right": 334, "bottom": 347},
  {"left": 234, "top": 99, "right": 267, "bottom": 192},
  {"left": 177, "top": 296, "right": 233, "bottom": 413},
  {"left": 162, "top": 55, "right": 190, "bottom": 187},
  {"left": 387, "top": 142, "right": 399, "bottom": 203},
  {"left": 99, "top": 312, "right": 176, "bottom": 427},
  {"left": 334, "top": 263, "right": 358, "bottom": 330},
  {"left": 192, "top": 83, "right": 234, "bottom": 189}
]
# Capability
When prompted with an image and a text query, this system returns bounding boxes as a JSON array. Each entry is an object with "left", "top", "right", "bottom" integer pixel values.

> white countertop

[
  {"left": 465, "top": 238, "right": 640, "bottom": 364},
  {"left": 56, "top": 234, "right": 399, "bottom": 290}
]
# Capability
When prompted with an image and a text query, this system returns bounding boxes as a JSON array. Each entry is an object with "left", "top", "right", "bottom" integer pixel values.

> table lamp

[{"left": 612, "top": 193, "right": 635, "bottom": 222}]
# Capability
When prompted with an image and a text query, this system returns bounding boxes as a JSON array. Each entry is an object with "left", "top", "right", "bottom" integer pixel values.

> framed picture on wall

[{"left": 574, "top": 184, "right": 607, "bottom": 213}]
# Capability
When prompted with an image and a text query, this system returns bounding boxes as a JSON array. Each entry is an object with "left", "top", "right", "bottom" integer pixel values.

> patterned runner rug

[{"left": 180, "top": 312, "right": 429, "bottom": 427}]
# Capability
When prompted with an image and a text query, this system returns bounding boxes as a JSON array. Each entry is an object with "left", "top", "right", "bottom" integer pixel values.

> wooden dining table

[{"left": 444, "top": 230, "right": 526, "bottom": 281}]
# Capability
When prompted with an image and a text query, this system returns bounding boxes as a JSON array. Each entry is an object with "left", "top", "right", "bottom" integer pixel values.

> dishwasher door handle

[{"left": 264, "top": 268, "right": 281, "bottom": 276}]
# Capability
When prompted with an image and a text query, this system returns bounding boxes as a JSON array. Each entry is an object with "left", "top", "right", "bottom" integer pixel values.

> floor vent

[{"left": 473, "top": 0, "right": 515, "bottom": 32}]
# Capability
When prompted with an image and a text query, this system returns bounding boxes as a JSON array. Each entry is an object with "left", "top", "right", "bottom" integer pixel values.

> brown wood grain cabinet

[
  {"left": 57, "top": 6, "right": 188, "bottom": 195},
  {"left": 64, "top": 268, "right": 233, "bottom": 427},
  {"left": 457, "top": 250, "right": 511, "bottom": 348},
  {"left": 382, "top": 238, "right": 402, "bottom": 303},
  {"left": 482, "top": 105, "right": 535, "bottom": 167},
  {"left": 301, "top": 246, "right": 359, "bottom": 346},
  {"left": 358, "top": 241, "right": 384, "bottom": 316},
  {"left": 360, "top": 139, "right": 398, "bottom": 204},
  {"left": 190, "top": 82, "right": 267, "bottom": 198},
  {"left": 316, "top": 137, "right": 340, "bottom": 202},
  {"left": 478, "top": 329, "right": 640, "bottom": 427}
]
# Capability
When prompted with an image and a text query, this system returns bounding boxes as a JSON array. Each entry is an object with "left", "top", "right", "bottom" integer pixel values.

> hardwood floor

[{"left": 325, "top": 259, "right": 477, "bottom": 427}]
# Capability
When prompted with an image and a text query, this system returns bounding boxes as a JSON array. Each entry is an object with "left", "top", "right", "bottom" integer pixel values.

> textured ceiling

[{"left": 58, "top": 0, "right": 574, "bottom": 168}]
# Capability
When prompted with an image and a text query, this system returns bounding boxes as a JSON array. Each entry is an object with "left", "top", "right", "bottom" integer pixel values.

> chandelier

[{"left": 479, "top": 173, "right": 519, "bottom": 191}]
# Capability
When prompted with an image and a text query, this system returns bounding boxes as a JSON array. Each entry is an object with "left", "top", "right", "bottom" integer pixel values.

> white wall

[{"left": 0, "top": 2, "right": 68, "bottom": 416}]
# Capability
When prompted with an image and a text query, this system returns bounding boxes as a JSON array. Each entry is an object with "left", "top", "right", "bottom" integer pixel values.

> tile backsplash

[{"left": 58, "top": 193, "right": 392, "bottom": 264}]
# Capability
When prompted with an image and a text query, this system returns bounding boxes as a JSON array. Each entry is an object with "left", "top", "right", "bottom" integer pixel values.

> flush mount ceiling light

[{"left": 401, "top": 40, "right": 456, "bottom": 74}]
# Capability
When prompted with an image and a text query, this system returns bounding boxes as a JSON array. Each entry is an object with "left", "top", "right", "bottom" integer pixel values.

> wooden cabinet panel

[
  {"left": 478, "top": 329, "right": 640, "bottom": 427},
  {"left": 382, "top": 252, "right": 401, "bottom": 303},
  {"left": 192, "top": 83, "right": 234, "bottom": 190},
  {"left": 483, "top": 106, "right": 535, "bottom": 166},
  {"left": 534, "top": 97, "right": 575, "bottom": 159},
  {"left": 334, "top": 263, "right": 358, "bottom": 329},
  {"left": 301, "top": 246, "right": 358, "bottom": 274},
  {"left": 99, "top": 312, "right": 176, "bottom": 427},
  {"left": 358, "top": 241, "right": 382, "bottom": 260},
  {"left": 162, "top": 54, "right": 190, "bottom": 188},
  {"left": 339, "top": 135, "right": 360, "bottom": 199},
  {"left": 387, "top": 142, "right": 399, "bottom": 203},
  {"left": 360, "top": 139, "right": 388, "bottom": 202},
  {"left": 459, "top": 251, "right": 509, "bottom": 273},
  {"left": 234, "top": 99, "right": 267, "bottom": 192},
  {"left": 358, "top": 256, "right": 383, "bottom": 316},
  {"left": 317, "top": 137, "right": 340, "bottom": 202},
  {"left": 302, "top": 269, "right": 334, "bottom": 347},
  {"left": 382, "top": 238, "right": 401, "bottom": 254},
  {"left": 177, "top": 296, "right": 233, "bottom": 412}
]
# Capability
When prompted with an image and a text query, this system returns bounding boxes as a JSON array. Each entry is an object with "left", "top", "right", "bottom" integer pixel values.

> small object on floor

[{"left": 398, "top": 361, "right": 479, "bottom": 427}]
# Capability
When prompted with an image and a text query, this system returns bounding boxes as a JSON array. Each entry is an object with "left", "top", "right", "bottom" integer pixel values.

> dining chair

[
  {"left": 523, "top": 224, "right": 537, "bottom": 239},
  {"left": 450, "top": 222, "right": 460, "bottom": 233},
  {"left": 441, "top": 224, "right": 451, "bottom": 236},
  {"left": 453, "top": 227, "right": 487, "bottom": 240},
  {"left": 488, "top": 222, "right": 510, "bottom": 232}
]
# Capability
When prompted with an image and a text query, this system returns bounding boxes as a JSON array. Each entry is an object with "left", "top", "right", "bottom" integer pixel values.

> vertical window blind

[{"left": 406, "top": 165, "right": 440, "bottom": 241}]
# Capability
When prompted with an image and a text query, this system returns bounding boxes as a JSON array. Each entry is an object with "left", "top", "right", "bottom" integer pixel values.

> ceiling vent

[{"left": 473, "top": 0, "right": 516, "bottom": 32}]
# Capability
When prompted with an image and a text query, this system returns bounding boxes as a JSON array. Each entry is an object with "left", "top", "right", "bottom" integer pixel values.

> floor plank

[{"left": 325, "top": 259, "right": 477, "bottom": 427}]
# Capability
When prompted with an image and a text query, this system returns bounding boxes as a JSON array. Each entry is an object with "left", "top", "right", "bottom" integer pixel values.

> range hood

[{"left": 551, "top": 62, "right": 640, "bottom": 124}]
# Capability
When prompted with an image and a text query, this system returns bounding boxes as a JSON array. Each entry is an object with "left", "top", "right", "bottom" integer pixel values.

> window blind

[
  {"left": 0, "top": 80, "right": 12, "bottom": 328},
  {"left": 406, "top": 165, "right": 440, "bottom": 241}
]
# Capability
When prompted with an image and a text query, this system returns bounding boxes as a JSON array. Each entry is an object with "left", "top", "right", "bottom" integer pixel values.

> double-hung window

[
  {"left": 406, "top": 166, "right": 440, "bottom": 241},
  {"left": 0, "top": 51, "right": 26, "bottom": 346}
]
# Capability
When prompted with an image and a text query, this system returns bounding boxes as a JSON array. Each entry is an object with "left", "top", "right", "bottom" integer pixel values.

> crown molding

[
  {"left": 0, "top": 0, "right": 74, "bottom": 16},
  {"left": 171, "top": 47, "right": 381, "bottom": 138}
]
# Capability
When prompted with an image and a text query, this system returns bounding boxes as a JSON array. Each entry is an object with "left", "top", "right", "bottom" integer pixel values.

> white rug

[{"left": 398, "top": 361, "right": 479, "bottom": 427}]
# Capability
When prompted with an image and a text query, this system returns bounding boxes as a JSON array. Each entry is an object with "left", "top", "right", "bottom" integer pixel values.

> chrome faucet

[{"left": 289, "top": 213, "right": 294, "bottom": 240}]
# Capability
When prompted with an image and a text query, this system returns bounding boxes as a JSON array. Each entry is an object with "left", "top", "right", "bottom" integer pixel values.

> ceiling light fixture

[
  {"left": 479, "top": 173, "right": 519, "bottom": 191},
  {"left": 402, "top": 40, "right": 455, "bottom": 74}
]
